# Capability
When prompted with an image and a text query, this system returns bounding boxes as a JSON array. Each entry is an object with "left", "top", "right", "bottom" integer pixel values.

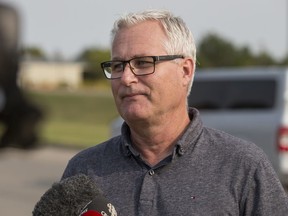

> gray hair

[{"left": 110, "top": 9, "right": 197, "bottom": 95}]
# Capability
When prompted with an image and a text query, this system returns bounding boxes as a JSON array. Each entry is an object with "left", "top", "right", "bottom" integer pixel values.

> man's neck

[{"left": 128, "top": 111, "right": 190, "bottom": 166}]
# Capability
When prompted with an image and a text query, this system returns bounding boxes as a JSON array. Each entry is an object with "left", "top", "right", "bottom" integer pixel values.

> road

[{"left": 0, "top": 145, "right": 80, "bottom": 215}]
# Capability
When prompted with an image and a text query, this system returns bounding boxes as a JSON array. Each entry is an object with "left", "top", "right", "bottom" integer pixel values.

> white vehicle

[{"left": 110, "top": 66, "right": 288, "bottom": 186}]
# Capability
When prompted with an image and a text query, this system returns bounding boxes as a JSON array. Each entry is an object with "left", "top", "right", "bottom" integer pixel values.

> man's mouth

[
  {"left": 122, "top": 93, "right": 141, "bottom": 99},
  {"left": 120, "top": 91, "right": 147, "bottom": 100}
]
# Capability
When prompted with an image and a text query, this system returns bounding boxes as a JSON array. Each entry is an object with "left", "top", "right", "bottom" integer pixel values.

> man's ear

[{"left": 182, "top": 57, "right": 194, "bottom": 87}]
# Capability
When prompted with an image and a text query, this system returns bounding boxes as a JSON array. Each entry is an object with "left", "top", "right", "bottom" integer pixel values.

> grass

[{"left": 26, "top": 89, "right": 119, "bottom": 149}]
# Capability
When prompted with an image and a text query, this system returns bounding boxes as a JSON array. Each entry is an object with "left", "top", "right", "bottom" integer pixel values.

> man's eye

[
  {"left": 134, "top": 59, "right": 153, "bottom": 68},
  {"left": 111, "top": 63, "right": 123, "bottom": 72}
]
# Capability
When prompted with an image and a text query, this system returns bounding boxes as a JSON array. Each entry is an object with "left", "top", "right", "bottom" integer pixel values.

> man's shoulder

[
  {"left": 69, "top": 136, "right": 122, "bottom": 162},
  {"left": 61, "top": 136, "right": 123, "bottom": 179},
  {"left": 201, "top": 126, "right": 268, "bottom": 162}
]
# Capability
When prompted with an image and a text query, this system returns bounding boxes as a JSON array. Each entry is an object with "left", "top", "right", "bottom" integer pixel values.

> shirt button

[
  {"left": 178, "top": 147, "right": 184, "bottom": 155},
  {"left": 149, "top": 170, "right": 155, "bottom": 176}
]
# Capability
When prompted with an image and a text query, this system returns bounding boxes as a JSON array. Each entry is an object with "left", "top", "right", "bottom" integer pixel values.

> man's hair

[{"left": 110, "top": 9, "right": 196, "bottom": 95}]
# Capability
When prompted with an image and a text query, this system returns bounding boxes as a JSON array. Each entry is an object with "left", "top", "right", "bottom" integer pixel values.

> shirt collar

[
  {"left": 121, "top": 107, "right": 203, "bottom": 157},
  {"left": 174, "top": 107, "right": 203, "bottom": 156}
]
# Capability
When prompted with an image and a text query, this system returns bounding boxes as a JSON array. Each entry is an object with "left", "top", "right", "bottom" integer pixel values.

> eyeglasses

[{"left": 100, "top": 55, "right": 184, "bottom": 79}]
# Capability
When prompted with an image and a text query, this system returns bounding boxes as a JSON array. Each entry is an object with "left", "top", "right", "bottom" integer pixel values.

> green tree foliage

[
  {"left": 22, "top": 46, "right": 46, "bottom": 60},
  {"left": 77, "top": 48, "right": 110, "bottom": 81},
  {"left": 197, "top": 33, "right": 239, "bottom": 67},
  {"left": 254, "top": 51, "right": 275, "bottom": 65},
  {"left": 280, "top": 54, "right": 288, "bottom": 65},
  {"left": 197, "top": 33, "right": 277, "bottom": 68},
  {"left": 235, "top": 46, "right": 255, "bottom": 66}
]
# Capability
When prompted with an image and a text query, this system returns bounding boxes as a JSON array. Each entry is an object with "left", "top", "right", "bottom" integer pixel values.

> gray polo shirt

[{"left": 62, "top": 108, "right": 288, "bottom": 215}]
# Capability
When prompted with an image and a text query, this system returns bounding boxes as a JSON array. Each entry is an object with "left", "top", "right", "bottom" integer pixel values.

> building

[{"left": 18, "top": 60, "right": 84, "bottom": 90}]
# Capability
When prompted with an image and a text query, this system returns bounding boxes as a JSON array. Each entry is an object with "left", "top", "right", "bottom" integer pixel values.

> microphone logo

[
  {"left": 80, "top": 210, "right": 102, "bottom": 216},
  {"left": 80, "top": 200, "right": 117, "bottom": 216}
]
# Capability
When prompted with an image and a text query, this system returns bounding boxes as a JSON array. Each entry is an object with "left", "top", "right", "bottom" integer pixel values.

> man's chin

[{"left": 121, "top": 111, "right": 150, "bottom": 123}]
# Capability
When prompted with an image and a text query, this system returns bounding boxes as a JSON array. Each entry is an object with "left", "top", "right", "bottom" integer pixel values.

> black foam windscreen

[{"left": 33, "top": 174, "right": 105, "bottom": 216}]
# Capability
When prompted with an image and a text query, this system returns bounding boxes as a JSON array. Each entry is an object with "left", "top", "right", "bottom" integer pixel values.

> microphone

[{"left": 33, "top": 174, "right": 117, "bottom": 216}]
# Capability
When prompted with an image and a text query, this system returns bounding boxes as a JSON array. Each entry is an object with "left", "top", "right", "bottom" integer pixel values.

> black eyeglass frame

[{"left": 100, "top": 55, "right": 185, "bottom": 79}]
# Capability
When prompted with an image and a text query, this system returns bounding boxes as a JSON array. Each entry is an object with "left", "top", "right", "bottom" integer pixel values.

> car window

[{"left": 188, "top": 79, "right": 276, "bottom": 110}]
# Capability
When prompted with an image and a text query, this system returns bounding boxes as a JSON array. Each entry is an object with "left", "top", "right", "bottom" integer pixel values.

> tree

[
  {"left": 279, "top": 54, "right": 288, "bottom": 65},
  {"left": 196, "top": 33, "right": 277, "bottom": 67},
  {"left": 253, "top": 51, "right": 276, "bottom": 66},
  {"left": 77, "top": 48, "right": 110, "bottom": 81},
  {"left": 21, "top": 46, "right": 46, "bottom": 60},
  {"left": 235, "top": 46, "right": 255, "bottom": 66},
  {"left": 197, "top": 33, "right": 239, "bottom": 67}
]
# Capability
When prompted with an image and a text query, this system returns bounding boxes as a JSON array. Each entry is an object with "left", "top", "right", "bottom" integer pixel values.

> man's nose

[
  {"left": 120, "top": 63, "right": 138, "bottom": 85},
  {"left": 123, "top": 62, "right": 135, "bottom": 73}
]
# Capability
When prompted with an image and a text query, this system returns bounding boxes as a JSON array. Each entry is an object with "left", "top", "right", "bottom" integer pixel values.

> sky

[{"left": 4, "top": 0, "right": 288, "bottom": 60}]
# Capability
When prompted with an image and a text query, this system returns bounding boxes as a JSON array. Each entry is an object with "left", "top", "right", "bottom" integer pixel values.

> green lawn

[{"left": 27, "top": 89, "right": 119, "bottom": 149}]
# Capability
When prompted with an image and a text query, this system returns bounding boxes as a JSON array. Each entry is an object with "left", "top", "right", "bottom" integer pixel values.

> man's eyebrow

[{"left": 111, "top": 54, "right": 149, "bottom": 61}]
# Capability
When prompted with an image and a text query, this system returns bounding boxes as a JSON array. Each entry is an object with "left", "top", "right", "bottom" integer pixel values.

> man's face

[{"left": 111, "top": 20, "right": 192, "bottom": 124}]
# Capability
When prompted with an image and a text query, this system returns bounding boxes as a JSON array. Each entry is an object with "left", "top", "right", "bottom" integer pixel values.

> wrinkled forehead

[{"left": 111, "top": 21, "right": 168, "bottom": 59}]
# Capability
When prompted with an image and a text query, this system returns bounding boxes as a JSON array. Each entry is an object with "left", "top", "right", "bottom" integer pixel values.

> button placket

[{"left": 138, "top": 169, "right": 156, "bottom": 215}]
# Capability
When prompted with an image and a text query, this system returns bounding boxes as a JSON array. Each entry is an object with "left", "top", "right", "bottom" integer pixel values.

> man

[{"left": 62, "top": 9, "right": 288, "bottom": 215}]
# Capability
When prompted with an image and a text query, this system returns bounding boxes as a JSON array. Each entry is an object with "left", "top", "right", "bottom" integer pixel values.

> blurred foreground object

[
  {"left": 33, "top": 174, "right": 117, "bottom": 216},
  {"left": 0, "top": 2, "right": 42, "bottom": 149}
]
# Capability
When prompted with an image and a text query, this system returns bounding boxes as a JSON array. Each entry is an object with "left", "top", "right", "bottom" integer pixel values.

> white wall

[{"left": 18, "top": 61, "right": 84, "bottom": 89}]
